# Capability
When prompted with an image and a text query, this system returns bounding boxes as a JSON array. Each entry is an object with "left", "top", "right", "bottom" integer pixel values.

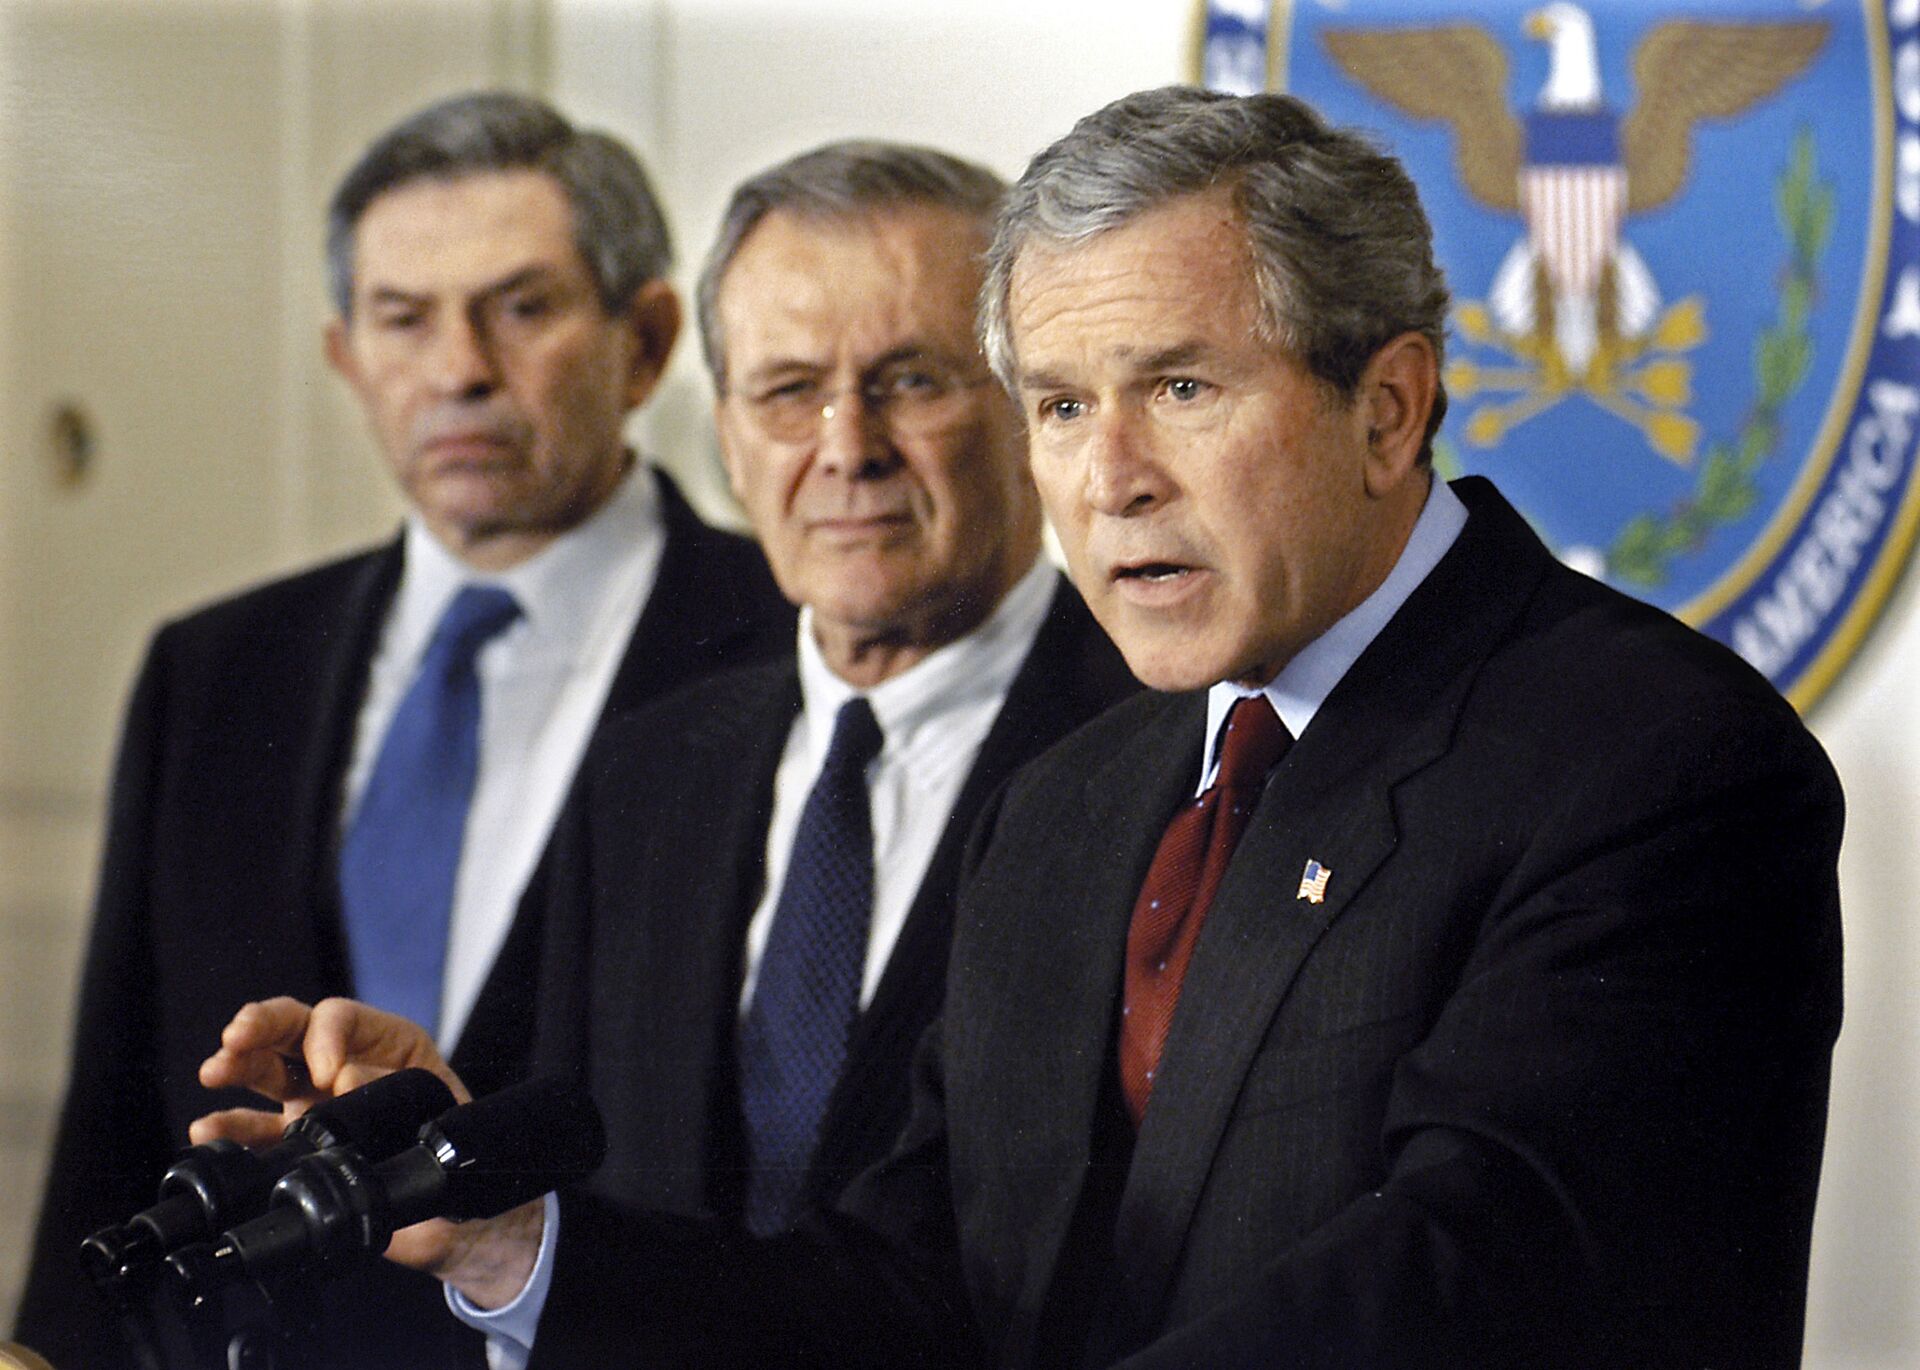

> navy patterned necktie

[
  {"left": 738, "top": 696, "right": 885, "bottom": 1235},
  {"left": 338, "top": 583, "right": 521, "bottom": 1038}
]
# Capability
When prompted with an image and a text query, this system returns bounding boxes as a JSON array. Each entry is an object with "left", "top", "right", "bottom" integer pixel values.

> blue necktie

[
  {"left": 339, "top": 584, "right": 521, "bottom": 1037},
  {"left": 738, "top": 697, "right": 885, "bottom": 1235}
]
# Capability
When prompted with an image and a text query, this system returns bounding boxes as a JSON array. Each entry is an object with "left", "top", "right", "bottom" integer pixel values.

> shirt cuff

[{"left": 444, "top": 1191, "right": 561, "bottom": 1370}]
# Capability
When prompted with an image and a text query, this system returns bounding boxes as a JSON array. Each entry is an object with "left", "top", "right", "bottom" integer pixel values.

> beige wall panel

[
  {"left": 0, "top": 0, "right": 288, "bottom": 797},
  {"left": 0, "top": 0, "right": 537, "bottom": 1330}
]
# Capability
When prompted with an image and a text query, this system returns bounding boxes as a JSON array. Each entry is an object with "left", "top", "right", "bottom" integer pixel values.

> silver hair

[
  {"left": 695, "top": 140, "right": 1006, "bottom": 391},
  {"left": 981, "top": 86, "right": 1449, "bottom": 458},
  {"left": 326, "top": 90, "right": 672, "bottom": 319}
]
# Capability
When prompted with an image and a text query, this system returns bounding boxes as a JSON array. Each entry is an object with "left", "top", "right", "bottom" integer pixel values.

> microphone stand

[{"left": 132, "top": 1256, "right": 321, "bottom": 1370}]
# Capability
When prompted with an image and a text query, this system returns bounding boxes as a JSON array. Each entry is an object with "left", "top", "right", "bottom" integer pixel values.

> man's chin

[
  {"left": 1112, "top": 640, "right": 1222, "bottom": 693},
  {"left": 1081, "top": 600, "right": 1213, "bottom": 693},
  {"left": 413, "top": 496, "right": 557, "bottom": 566}
]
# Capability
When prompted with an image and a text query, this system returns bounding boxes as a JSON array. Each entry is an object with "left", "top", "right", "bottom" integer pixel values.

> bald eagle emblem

[{"left": 1323, "top": 4, "right": 1827, "bottom": 465}]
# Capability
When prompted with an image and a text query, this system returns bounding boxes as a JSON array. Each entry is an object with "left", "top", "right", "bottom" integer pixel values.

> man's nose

[
  {"left": 815, "top": 392, "right": 900, "bottom": 480},
  {"left": 1082, "top": 414, "right": 1166, "bottom": 517},
  {"left": 432, "top": 313, "right": 501, "bottom": 398}
]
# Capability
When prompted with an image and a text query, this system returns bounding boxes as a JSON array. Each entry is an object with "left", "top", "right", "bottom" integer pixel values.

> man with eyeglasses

[{"left": 199, "top": 140, "right": 1135, "bottom": 1354}]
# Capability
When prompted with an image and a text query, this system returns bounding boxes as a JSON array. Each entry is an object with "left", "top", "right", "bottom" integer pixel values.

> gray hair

[
  {"left": 326, "top": 90, "right": 672, "bottom": 319},
  {"left": 982, "top": 86, "right": 1449, "bottom": 457},
  {"left": 696, "top": 140, "right": 1007, "bottom": 391}
]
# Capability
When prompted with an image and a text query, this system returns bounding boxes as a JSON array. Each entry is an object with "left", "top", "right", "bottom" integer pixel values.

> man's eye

[
  {"left": 1164, "top": 377, "right": 1206, "bottom": 402},
  {"left": 760, "top": 380, "right": 817, "bottom": 403},
  {"left": 867, "top": 368, "right": 946, "bottom": 406},
  {"left": 1039, "top": 397, "right": 1086, "bottom": 423},
  {"left": 505, "top": 295, "right": 552, "bottom": 320},
  {"left": 372, "top": 310, "right": 424, "bottom": 331},
  {"left": 892, "top": 369, "right": 942, "bottom": 394}
]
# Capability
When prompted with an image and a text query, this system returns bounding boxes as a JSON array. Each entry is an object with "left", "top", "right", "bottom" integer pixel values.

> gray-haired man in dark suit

[
  {"left": 19, "top": 91, "right": 791, "bottom": 1370},
  {"left": 201, "top": 88, "right": 1841, "bottom": 1370}
]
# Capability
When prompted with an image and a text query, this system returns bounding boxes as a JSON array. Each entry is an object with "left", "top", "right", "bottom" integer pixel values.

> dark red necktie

[{"left": 1119, "top": 695, "right": 1292, "bottom": 1124}]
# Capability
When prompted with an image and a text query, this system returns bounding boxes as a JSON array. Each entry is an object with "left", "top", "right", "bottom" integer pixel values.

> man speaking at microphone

[{"left": 196, "top": 88, "right": 1841, "bottom": 1368}]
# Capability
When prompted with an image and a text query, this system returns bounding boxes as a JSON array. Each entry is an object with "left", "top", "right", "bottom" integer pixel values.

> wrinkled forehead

[
  {"left": 1004, "top": 193, "right": 1266, "bottom": 365},
  {"left": 350, "top": 169, "right": 587, "bottom": 290},
  {"left": 719, "top": 205, "right": 993, "bottom": 373},
  {"left": 999, "top": 186, "right": 1262, "bottom": 331}
]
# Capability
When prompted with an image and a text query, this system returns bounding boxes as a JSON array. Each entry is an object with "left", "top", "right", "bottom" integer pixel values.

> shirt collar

[
  {"left": 1202, "top": 475, "right": 1467, "bottom": 784},
  {"left": 795, "top": 557, "right": 1054, "bottom": 774},
  {"left": 396, "top": 460, "right": 663, "bottom": 665}
]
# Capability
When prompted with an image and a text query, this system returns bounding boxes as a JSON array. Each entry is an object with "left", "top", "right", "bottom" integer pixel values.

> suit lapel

[
  {"left": 1110, "top": 703, "right": 1437, "bottom": 1320},
  {"left": 454, "top": 468, "right": 790, "bottom": 1082},
  {"left": 591, "top": 664, "right": 800, "bottom": 1213},
  {"left": 1003, "top": 691, "right": 1205, "bottom": 1324},
  {"left": 294, "top": 538, "right": 404, "bottom": 992},
  {"left": 1108, "top": 477, "right": 1555, "bottom": 1324},
  {"left": 841, "top": 580, "right": 1119, "bottom": 1086},
  {"left": 602, "top": 468, "right": 774, "bottom": 710}
]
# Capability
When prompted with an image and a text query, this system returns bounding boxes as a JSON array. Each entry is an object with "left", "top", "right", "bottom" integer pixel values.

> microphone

[
  {"left": 82, "top": 1067, "right": 457, "bottom": 1293},
  {"left": 164, "top": 1077, "right": 604, "bottom": 1293}
]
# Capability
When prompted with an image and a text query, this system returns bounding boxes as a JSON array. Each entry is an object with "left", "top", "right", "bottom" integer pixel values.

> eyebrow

[
  {"left": 361, "top": 264, "right": 563, "bottom": 310},
  {"left": 1133, "top": 341, "right": 1214, "bottom": 372},
  {"left": 1015, "top": 367, "right": 1074, "bottom": 393},
  {"left": 1016, "top": 340, "right": 1216, "bottom": 392},
  {"left": 738, "top": 342, "right": 962, "bottom": 388}
]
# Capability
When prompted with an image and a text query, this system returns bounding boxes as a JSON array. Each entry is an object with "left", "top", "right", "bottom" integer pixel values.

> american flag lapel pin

[{"left": 1296, "top": 859, "right": 1332, "bottom": 904}]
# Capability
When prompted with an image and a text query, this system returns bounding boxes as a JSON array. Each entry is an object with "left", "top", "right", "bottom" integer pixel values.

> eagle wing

[
  {"left": 1622, "top": 20, "right": 1830, "bottom": 215},
  {"left": 1321, "top": 25, "right": 1522, "bottom": 214}
]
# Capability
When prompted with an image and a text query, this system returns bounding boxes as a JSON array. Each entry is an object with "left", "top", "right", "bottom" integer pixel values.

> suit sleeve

[
  {"left": 528, "top": 764, "right": 597, "bottom": 1086},
  {"left": 14, "top": 635, "right": 176, "bottom": 1368},
  {"left": 1118, "top": 699, "right": 1844, "bottom": 1370},
  {"left": 521, "top": 780, "right": 995, "bottom": 1368},
  {"left": 526, "top": 1011, "right": 978, "bottom": 1370}
]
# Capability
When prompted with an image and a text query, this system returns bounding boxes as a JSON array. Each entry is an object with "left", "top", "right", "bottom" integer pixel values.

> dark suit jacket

[
  {"left": 532, "top": 575, "right": 1135, "bottom": 1225},
  {"left": 16, "top": 468, "right": 793, "bottom": 1370},
  {"left": 531, "top": 478, "right": 1844, "bottom": 1370}
]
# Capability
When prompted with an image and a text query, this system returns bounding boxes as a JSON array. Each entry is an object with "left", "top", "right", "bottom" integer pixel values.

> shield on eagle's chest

[{"left": 1522, "top": 112, "right": 1625, "bottom": 299}]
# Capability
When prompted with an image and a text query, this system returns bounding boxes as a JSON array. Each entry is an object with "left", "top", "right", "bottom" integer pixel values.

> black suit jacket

[
  {"left": 533, "top": 575, "right": 1135, "bottom": 1225},
  {"left": 17, "top": 469, "right": 793, "bottom": 1370},
  {"left": 532, "top": 478, "right": 1844, "bottom": 1370}
]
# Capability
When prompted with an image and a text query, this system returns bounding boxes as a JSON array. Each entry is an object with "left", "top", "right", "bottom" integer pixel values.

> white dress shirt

[
  {"left": 744, "top": 556, "right": 1058, "bottom": 1009},
  {"left": 342, "top": 464, "right": 667, "bottom": 1049},
  {"left": 452, "top": 557, "right": 1057, "bottom": 1366}
]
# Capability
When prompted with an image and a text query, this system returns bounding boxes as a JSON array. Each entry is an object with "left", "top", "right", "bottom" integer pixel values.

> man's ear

[
  {"left": 323, "top": 318, "right": 358, "bottom": 386},
  {"left": 715, "top": 399, "right": 749, "bottom": 505},
  {"left": 1358, "top": 330, "right": 1437, "bottom": 499},
  {"left": 622, "top": 280, "right": 683, "bottom": 409}
]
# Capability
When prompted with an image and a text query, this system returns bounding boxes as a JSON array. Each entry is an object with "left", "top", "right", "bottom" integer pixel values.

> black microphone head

[
  {"left": 417, "top": 1077, "right": 606, "bottom": 1221},
  {"left": 291, "top": 1067, "right": 458, "bottom": 1157}
]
